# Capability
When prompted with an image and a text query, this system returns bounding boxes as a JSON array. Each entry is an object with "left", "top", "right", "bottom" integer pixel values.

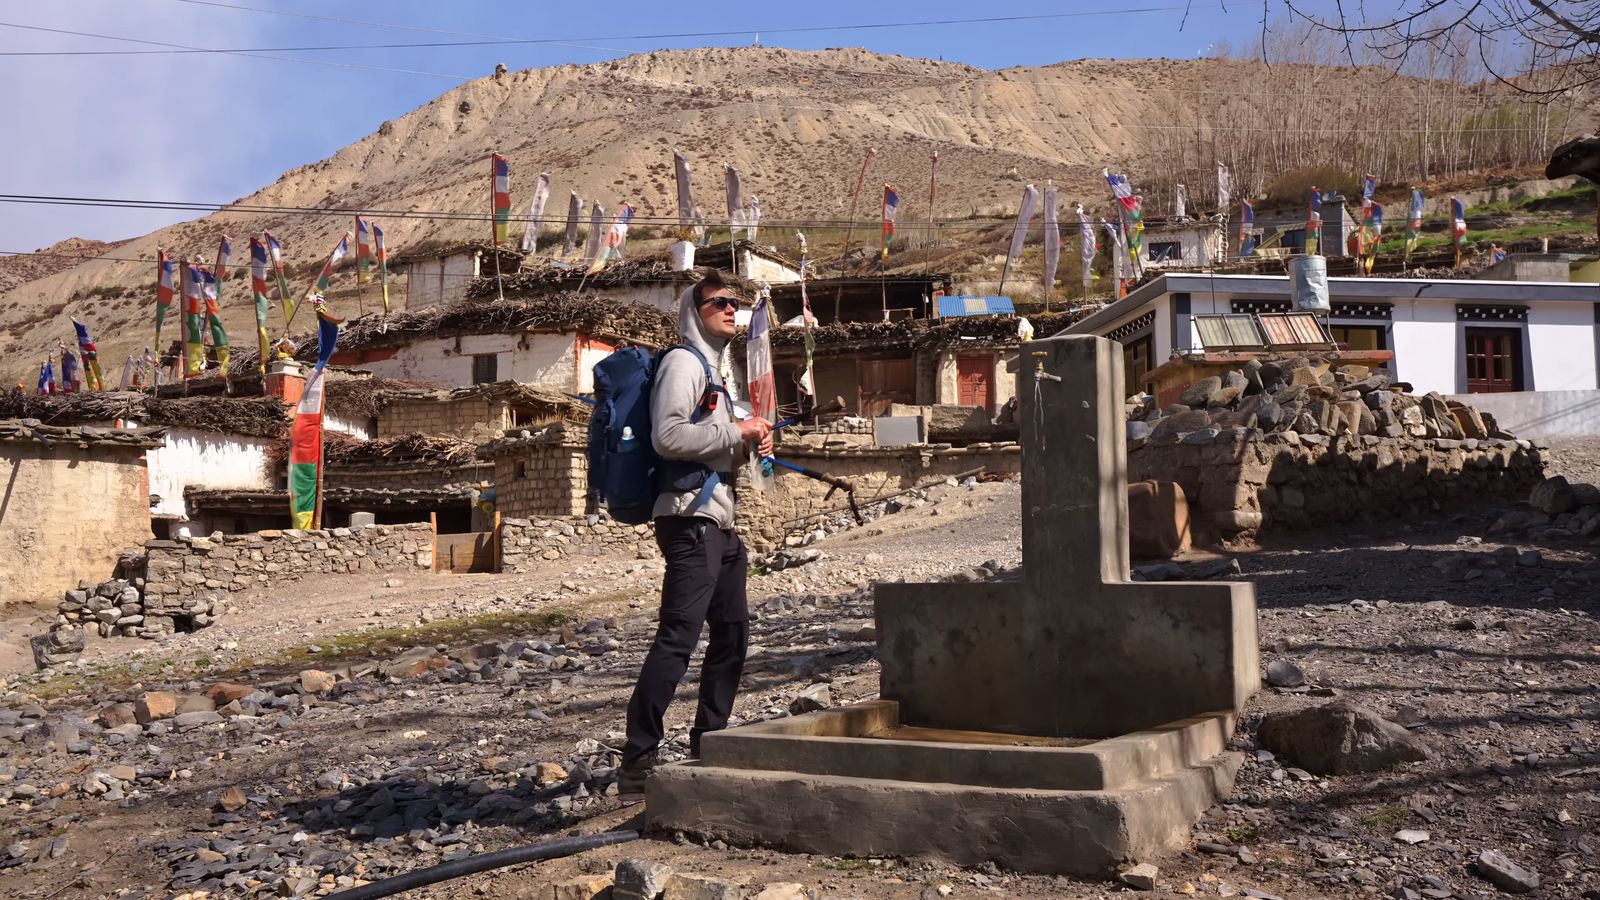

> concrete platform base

[{"left": 646, "top": 701, "right": 1243, "bottom": 875}]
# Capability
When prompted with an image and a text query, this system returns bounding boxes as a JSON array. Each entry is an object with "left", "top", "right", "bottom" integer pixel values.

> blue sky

[{"left": 0, "top": 0, "right": 1272, "bottom": 250}]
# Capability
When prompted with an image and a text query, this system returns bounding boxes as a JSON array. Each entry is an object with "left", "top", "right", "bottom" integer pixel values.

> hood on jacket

[{"left": 676, "top": 268, "right": 754, "bottom": 366}]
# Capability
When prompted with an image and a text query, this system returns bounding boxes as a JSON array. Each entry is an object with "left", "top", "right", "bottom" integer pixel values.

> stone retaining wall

[
  {"left": 499, "top": 516, "right": 657, "bottom": 573},
  {"left": 738, "top": 443, "right": 1023, "bottom": 551},
  {"left": 1130, "top": 431, "right": 1547, "bottom": 540},
  {"left": 56, "top": 523, "right": 435, "bottom": 639}
]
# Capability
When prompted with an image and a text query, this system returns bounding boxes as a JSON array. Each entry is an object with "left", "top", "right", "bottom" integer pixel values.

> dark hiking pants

[{"left": 622, "top": 515, "right": 749, "bottom": 769}]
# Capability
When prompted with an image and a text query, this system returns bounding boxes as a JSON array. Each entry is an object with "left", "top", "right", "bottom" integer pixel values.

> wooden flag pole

[
  {"left": 924, "top": 150, "right": 938, "bottom": 275},
  {"left": 835, "top": 148, "right": 875, "bottom": 322}
]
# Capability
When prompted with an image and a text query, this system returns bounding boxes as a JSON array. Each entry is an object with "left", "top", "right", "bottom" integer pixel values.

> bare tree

[{"left": 1271, "top": 0, "right": 1600, "bottom": 93}]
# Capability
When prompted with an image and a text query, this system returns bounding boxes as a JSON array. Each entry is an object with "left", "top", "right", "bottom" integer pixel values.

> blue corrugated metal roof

[{"left": 937, "top": 295, "right": 1015, "bottom": 317}]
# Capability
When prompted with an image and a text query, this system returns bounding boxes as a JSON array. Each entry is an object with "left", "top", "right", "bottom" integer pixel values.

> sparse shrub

[{"left": 1266, "top": 166, "right": 1360, "bottom": 207}]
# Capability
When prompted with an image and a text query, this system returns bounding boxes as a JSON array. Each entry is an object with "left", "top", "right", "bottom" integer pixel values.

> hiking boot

[{"left": 617, "top": 751, "right": 657, "bottom": 804}]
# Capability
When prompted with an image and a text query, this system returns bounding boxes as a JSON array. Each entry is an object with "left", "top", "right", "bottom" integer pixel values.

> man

[{"left": 619, "top": 269, "right": 772, "bottom": 801}]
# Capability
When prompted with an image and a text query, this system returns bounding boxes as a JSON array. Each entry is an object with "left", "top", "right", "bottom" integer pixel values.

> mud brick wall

[
  {"left": 499, "top": 516, "right": 657, "bottom": 573},
  {"left": 1130, "top": 431, "right": 1547, "bottom": 540},
  {"left": 378, "top": 395, "right": 507, "bottom": 438},
  {"left": 492, "top": 438, "right": 588, "bottom": 519},
  {"left": 738, "top": 444, "right": 1023, "bottom": 551}
]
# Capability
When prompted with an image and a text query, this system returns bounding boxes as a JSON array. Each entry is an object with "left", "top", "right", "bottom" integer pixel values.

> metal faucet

[{"left": 1032, "top": 351, "right": 1062, "bottom": 383}]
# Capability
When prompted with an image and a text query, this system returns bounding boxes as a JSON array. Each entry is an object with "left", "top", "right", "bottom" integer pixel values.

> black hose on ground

[{"left": 324, "top": 829, "right": 643, "bottom": 900}]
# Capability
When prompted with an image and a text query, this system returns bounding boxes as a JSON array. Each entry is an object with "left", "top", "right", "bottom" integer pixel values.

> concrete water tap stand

[{"left": 648, "top": 334, "right": 1260, "bottom": 875}]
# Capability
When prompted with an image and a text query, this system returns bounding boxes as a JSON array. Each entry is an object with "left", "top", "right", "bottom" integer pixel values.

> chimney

[{"left": 264, "top": 358, "right": 306, "bottom": 406}]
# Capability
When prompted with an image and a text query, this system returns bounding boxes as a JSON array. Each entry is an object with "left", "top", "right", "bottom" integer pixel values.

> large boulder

[
  {"left": 1258, "top": 701, "right": 1430, "bottom": 775},
  {"left": 1530, "top": 475, "right": 1577, "bottom": 516},
  {"left": 1179, "top": 377, "right": 1223, "bottom": 409}
]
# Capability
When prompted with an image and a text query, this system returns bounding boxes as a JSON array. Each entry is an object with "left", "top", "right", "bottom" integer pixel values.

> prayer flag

[
  {"left": 674, "top": 151, "right": 696, "bottom": 228},
  {"left": 1305, "top": 188, "right": 1323, "bottom": 256},
  {"left": 1077, "top": 203, "right": 1096, "bottom": 296},
  {"left": 119, "top": 356, "right": 134, "bottom": 391},
  {"left": 181, "top": 263, "right": 206, "bottom": 377},
  {"left": 1359, "top": 174, "right": 1376, "bottom": 260},
  {"left": 1101, "top": 219, "right": 1127, "bottom": 299},
  {"left": 372, "top": 222, "right": 391, "bottom": 314},
  {"left": 725, "top": 166, "right": 745, "bottom": 236},
  {"left": 1006, "top": 184, "right": 1040, "bottom": 272},
  {"left": 521, "top": 172, "right": 551, "bottom": 254},
  {"left": 249, "top": 237, "right": 271, "bottom": 372},
  {"left": 563, "top": 192, "right": 582, "bottom": 256},
  {"left": 288, "top": 311, "right": 341, "bottom": 530},
  {"left": 199, "top": 267, "right": 230, "bottom": 377},
  {"left": 747, "top": 291, "right": 776, "bottom": 427},
  {"left": 1216, "top": 163, "right": 1231, "bottom": 211},
  {"left": 491, "top": 153, "right": 511, "bottom": 246},
  {"left": 355, "top": 217, "right": 374, "bottom": 285},
  {"left": 1451, "top": 196, "right": 1467, "bottom": 266},
  {"left": 59, "top": 344, "right": 80, "bottom": 393},
  {"left": 584, "top": 201, "right": 605, "bottom": 266},
  {"left": 72, "top": 319, "right": 103, "bottom": 391},
  {"left": 1041, "top": 185, "right": 1060, "bottom": 300},
  {"left": 1363, "top": 203, "right": 1385, "bottom": 275},
  {"left": 36, "top": 356, "right": 54, "bottom": 396},
  {"left": 1404, "top": 189, "right": 1424, "bottom": 265},
  {"left": 880, "top": 184, "right": 900, "bottom": 264},
  {"left": 1491, "top": 244, "right": 1507, "bottom": 264},
  {"left": 1106, "top": 170, "right": 1143, "bottom": 273},
  {"left": 1239, "top": 200, "right": 1256, "bottom": 257},
  {"left": 1174, "top": 183, "right": 1188, "bottom": 220},
  {"left": 214, "top": 235, "right": 232, "bottom": 283},
  {"left": 154, "top": 249, "right": 176, "bottom": 350},
  {"left": 303, "top": 232, "right": 352, "bottom": 313},
  {"left": 587, "top": 203, "right": 634, "bottom": 273},
  {"left": 745, "top": 196, "right": 761, "bottom": 241},
  {"left": 265, "top": 231, "right": 295, "bottom": 325}
]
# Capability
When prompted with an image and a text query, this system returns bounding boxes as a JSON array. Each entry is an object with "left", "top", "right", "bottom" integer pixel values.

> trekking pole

[{"left": 766, "top": 457, "right": 863, "bottom": 524}]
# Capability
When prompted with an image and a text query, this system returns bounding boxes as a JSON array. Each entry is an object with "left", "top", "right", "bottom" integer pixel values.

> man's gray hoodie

[{"left": 650, "top": 283, "right": 745, "bottom": 529}]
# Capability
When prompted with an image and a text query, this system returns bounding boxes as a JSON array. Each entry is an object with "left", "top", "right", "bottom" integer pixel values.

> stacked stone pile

[
  {"left": 1488, "top": 474, "right": 1600, "bottom": 540},
  {"left": 55, "top": 573, "right": 221, "bottom": 641},
  {"left": 1124, "top": 356, "right": 1546, "bottom": 539},
  {"left": 1126, "top": 356, "right": 1514, "bottom": 448}
]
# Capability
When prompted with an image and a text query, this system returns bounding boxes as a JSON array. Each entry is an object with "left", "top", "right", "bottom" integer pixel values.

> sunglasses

[{"left": 699, "top": 296, "right": 741, "bottom": 312}]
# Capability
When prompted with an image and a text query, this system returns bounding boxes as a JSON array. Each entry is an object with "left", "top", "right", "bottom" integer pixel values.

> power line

[
  {"left": 0, "top": 6, "right": 1219, "bottom": 60},
  {"left": 0, "top": 20, "right": 471, "bottom": 78},
  {"left": 168, "top": 2, "right": 1223, "bottom": 45}
]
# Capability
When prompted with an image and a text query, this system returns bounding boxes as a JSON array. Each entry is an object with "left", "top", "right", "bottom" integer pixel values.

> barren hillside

[{"left": 0, "top": 47, "right": 1589, "bottom": 382}]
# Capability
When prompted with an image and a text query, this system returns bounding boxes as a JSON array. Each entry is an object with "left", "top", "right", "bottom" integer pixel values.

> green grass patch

[
  {"left": 818, "top": 859, "right": 876, "bottom": 872},
  {"left": 1360, "top": 804, "right": 1410, "bottom": 831},
  {"left": 1375, "top": 219, "right": 1590, "bottom": 254},
  {"left": 1464, "top": 182, "right": 1597, "bottom": 217},
  {"left": 1225, "top": 825, "right": 1262, "bottom": 844}
]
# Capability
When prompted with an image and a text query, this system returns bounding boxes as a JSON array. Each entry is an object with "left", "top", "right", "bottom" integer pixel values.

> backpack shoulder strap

[{"left": 662, "top": 344, "right": 727, "bottom": 423}]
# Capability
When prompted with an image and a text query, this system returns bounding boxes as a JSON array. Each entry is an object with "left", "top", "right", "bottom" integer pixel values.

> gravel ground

[{"left": 0, "top": 452, "right": 1597, "bottom": 899}]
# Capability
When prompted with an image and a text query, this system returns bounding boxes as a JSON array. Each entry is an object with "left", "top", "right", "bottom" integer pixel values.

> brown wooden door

[
  {"left": 858, "top": 358, "right": 915, "bottom": 417},
  {"left": 956, "top": 355, "right": 994, "bottom": 412},
  {"left": 1464, "top": 327, "right": 1521, "bottom": 393}
]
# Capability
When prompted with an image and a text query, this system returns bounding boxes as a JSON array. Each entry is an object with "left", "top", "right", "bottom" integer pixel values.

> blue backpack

[{"left": 587, "top": 344, "right": 721, "bottom": 525}]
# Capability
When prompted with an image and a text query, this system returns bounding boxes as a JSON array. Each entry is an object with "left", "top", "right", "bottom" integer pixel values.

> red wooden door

[
  {"left": 957, "top": 355, "right": 994, "bottom": 412},
  {"left": 1464, "top": 328, "right": 1521, "bottom": 393}
]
